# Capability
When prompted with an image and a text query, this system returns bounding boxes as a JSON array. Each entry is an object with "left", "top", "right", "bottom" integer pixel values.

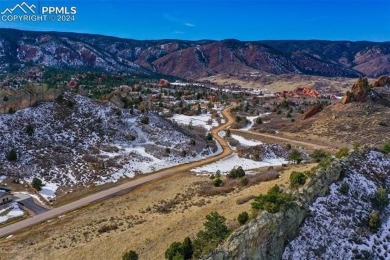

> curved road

[
  {"left": 0, "top": 108, "right": 234, "bottom": 237},
  {"left": 0, "top": 108, "right": 330, "bottom": 237}
]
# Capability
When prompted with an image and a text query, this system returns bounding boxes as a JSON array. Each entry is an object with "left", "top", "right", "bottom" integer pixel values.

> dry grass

[
  {"left": 200, "top": 74, "right": 356, "bottom": 92},
  {"left": 0, "top": 163, "right": 317, "bottom": 260},
  {"left": 236, "top": 195, "right": 256, "bottom": 205}
]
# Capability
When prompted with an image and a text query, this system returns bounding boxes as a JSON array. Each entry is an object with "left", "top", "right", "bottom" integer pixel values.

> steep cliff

[
  {"left": 206, "top": 149, "right": 390, "bottom": 259},
  {"left": 205, "top": 160, "right": 344, "bottom": 260},
  {"left": 0, "top": 84, "right": 63, "bottom": 114}
]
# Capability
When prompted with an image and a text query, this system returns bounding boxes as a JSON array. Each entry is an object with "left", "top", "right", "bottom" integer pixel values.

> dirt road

[
  {"left": 0, "top": 108, "right": 234, "bottom": 238},
  {"left": 232, "top": 129, "right": 330, "bottom": 150}
]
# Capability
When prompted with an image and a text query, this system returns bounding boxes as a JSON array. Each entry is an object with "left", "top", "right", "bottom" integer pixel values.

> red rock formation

[
  {"left": 276, "top": 87, "right": 321, "bottom": 99},
  {"left": 158, "top": 79, "right": 170, "bottom": 88},
  {"left": 373, "top": 76, "right": 390, "bottom": 87},
  {"left": 341, "top": 77, "right": 371, "bottom": 104},
  {"left": 303, "top": 104, "right": 323, "bottom": 120},
  {"left": 341, "top": 91, "right": 352, "bottom": 104}
]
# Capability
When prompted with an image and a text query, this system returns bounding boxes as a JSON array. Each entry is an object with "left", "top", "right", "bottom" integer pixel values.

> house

[{"left": 0, "top": 188, "right": 13, "bottom": 205}]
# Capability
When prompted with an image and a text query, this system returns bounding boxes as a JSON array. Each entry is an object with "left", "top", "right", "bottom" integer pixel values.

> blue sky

[{"left": 0, "top": 0, "right": 389, "bottom": 41}]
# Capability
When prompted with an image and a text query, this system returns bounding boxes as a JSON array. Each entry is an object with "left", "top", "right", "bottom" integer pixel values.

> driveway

[{"left": 17, "top": 197, "right": 48, "bottom": 215}]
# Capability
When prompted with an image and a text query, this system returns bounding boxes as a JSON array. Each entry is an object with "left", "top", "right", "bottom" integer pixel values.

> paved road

[
  {"left": 0, "top": 108, "right": 234, "bottom": 238},
  {"left": 17, "top": 198, "right": 49, "bottom": 215}
]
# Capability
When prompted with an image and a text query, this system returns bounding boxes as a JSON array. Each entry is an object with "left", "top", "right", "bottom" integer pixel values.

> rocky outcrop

[
  {"left": 158, "top": 79, "right": 170, "bottom": 88},
  {"left": 205, "top": 161, "right": 344, "bottom": 260},
  {"left": 341, "top": 77, "right": 371, "bottom": 104},
  {"left": 303, "top": 104, "right": 323, "bottom": 120},
  {"left": 373, "top": 75, "right": 390, "bottom": 87},
  {"left": 0, "top": 84, "right": 63, "bottom": 114}
]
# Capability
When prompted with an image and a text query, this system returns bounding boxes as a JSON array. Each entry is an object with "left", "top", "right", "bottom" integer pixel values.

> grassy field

[{"left": 0, "top": 163, "right": 316, "bottom": 260}]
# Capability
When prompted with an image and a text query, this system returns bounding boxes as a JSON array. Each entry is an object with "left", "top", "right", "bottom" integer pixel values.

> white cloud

[{"left": 185, "top": 22, "right": 195, "bottom": 27}]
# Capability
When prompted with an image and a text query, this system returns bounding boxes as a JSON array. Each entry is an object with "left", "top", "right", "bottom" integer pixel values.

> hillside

[
  {"left": 1, "top": 29, "right": 390, "bottom": 79},
  {"left": 206, "top": 149, "right": 390, "bottom": 259},
  {"left": 0, "top": 93, "right": 217, "bottom": 201},
  {"left": 295, "top": 77, "right": 390, "bottom": 146}
]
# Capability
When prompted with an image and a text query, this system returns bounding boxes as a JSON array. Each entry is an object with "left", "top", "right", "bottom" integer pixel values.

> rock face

[
  {"left": 341, "top": 77, "right": 371, "bottom": 104},
  {"left": 374, "top": 75, "right": 390, "bottom": 87},
  {"left": 351, "top": 77, "right": 370, "bottom": 101},
  {"left": 205, "top": 161, "right": 344, "bottom": 260},
  {"left": 0, "top": 84, "right": 63, "bottom": 114}
]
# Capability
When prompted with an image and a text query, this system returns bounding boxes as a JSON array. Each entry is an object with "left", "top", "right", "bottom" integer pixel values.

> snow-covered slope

[
  {"left": 283, "top": 151, "right": 390, "bottom": 259},
  {"left": 0, "top": 93, "right": 218, "bottom": 199}
]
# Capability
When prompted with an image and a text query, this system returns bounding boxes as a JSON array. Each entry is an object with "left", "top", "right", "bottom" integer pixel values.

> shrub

[
  {"left": 381, "top": 142, "right": 390, "bottom": 154},
  {"left": 290, "top": 171, "right": 307, "bottom": 188},
  {"left": 206, "top": 133, "right": 213, "bottom": 141},
  {"left": 140, "top": 116, "right": 149, "bottom": 124},
  {"left": 311, "top": 149, "right": 329, "bottom": 162},
  {"left": 287, "top": 150, "right": 302, "bottom": 164},
  {"left": 67, "top": 100, "right": 75, "bottom": 108},
  {"left": 165, "top": 241, "right": 184, "bottom": 260},
  {"left": 97, "top": 224, "right": 118, "bottom": 234},
  {"left": 125, "top": 134, "right": 136, "bottom": 141},
  {"left": 339, "top": 182, "right": 350, "bottom": 195},
  {"left": 352, "top": 142, "right": 361, "bottom": 151},
  {"left": 209, "top": 174, "right": 215, "bottom": 180},
  {"left": 368, "top": 210, "right": 380, "bottom": 231},
  {"left": 236, "top": 195, "right": 256, "bottom": 205},
  {"left": 240, "top": 177, "right": 249, "bottom": 186},
  {"left": 213, "top": 178, "right": 222, "bottom": 187},
  {"left": 252, "top": 185, "right": 294, "bottom": 213},
  {"left": 225, "top": 129, "right": 231, "bottom": 137},
  {"left": 3, "top": 96, "right": 9, "bottom": 102},
  {"left": 215, "top": 170, "right": 221, "bottom": 178},
  {"left": 6, "top": 149, "right": 17, "bottom": 162},
  {"left": 123, "top": 250, "right": 138, "bottom": 260},
  {"left": 32, "top": 177, "right": 44, "bottom": 191},
  {"left": 286, "top": 143, "right": 292, "bottom": 150},
  {"left": 318, "top": 156, "right": 333, "bottom": 169},
  {"left": 24, "top": 125, "right": 34, "bottom": 136},
  {"left": 189, "top": 139, "right": 196, "bottom": 146},
  {"left": 373, "top": 188, "right": 389, "bottom": 210},
  {"left": 227, "top": 166, "right": 245, "bottom": 179},
  {"left": 237, "top": 211, "right": 249, "bottom": 225},
  {"left": 335, "top": 147, "right": 349, "bottom": 158},
  {"left": 182, "top": 237, "right": 194, "bottom": 259},
  {"left": 255, "top": 117, "right": 262, "bottom": 124},
  {"left": 8, "top": 107, "right": 16, "bottom": 114},
  {"left": 165, "top": 147, "right": 171, "bottom": 154},
  {"left": 193, "top": 212, "right": 230, "bottom": 258}
]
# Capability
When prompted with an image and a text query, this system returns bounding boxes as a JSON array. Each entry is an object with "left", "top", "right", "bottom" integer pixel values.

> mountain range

[{"left": 1, "top": 28, "right": 389, "bottom": 79}]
